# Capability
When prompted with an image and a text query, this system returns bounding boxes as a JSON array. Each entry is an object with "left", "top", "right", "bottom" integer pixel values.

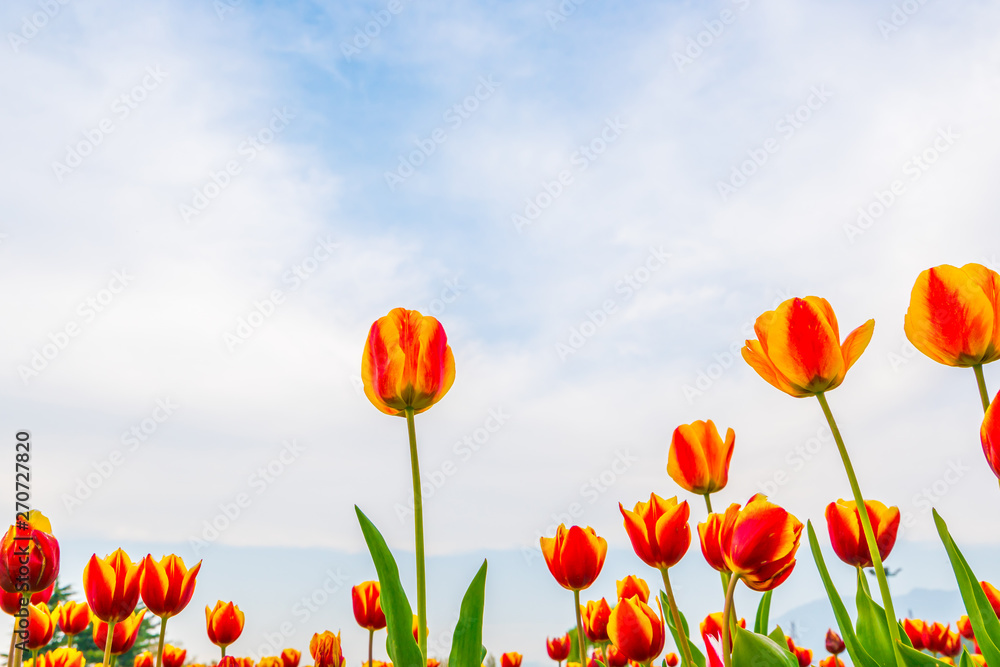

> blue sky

[{"left": 2, "top": 0, "right": 1000, "bottom": 665}]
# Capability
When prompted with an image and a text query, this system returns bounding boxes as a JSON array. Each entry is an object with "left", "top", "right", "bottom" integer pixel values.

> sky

[{"left": 2, "top": 0, "right": 1000, "bottom": 665}]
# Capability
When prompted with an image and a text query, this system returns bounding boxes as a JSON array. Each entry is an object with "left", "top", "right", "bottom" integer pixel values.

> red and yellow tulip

[
  {"left": 93, "top": 609, "right": 146, "bottom": 656},
  {"left": 619, "top": 494, "right": 690, "bottom": 571},
  {"left": 2, "top": 584, "right": 55, "bottom": 616},
  {"left": 607, "top": 596, "right": 665, "bottom": 665},
  {"left": 540, "top": 525, "right": 607, "bottom": 591},
  {"left": 982, "top": 391, "right": 1000, "bottom": 479},
  {"left": 28, "top": 648, "right": 86, "bottom": 667},
  {"left": 281, "top": 648, "right": 302, "bottom": 667},
  {"left": 667, "top": 420, "right": 735, "bottom": 495},
  {"left": 352, "top": 581, "right": 386, "bottom": 631},
  {"left": 818, "top": 657, "right": 845, "bottom": 667},
  {"left": 546, "top": 634, "right": 571, "bottom": 662},
  {"left": 25, "top": 602, "right": 56, "bottom": 651},
  {"left": 615, "top": 576, "right": 649, "bottom": 604},
  {"left": 581, "top": 598, "right": 611, "bottom": 643},
  {"left": 0, "top": 511, "right": 60, "bottom": 595},
  {"left": 139, "top": 554, "right": 201, "bottom": 619},
  {"left": 825, "top": 499, "right": 900, "bottom": 569},
  {"left": 500, "top": 653, "right": 522, "bottom": 667},
  {"left": 83, "top": 550, "right": 141, "bottom": 624},
  {"left": 134, "top": 652, "right": 155, "bottom": 667},
  {"left": 161, "top": 645, "right": 186, "bottom": 667},
  {"left": 205, "top": 601, "right": 244, "bottom": 652},
  {"left": 310, "top": 631, "right": 345, "bottom": 667},
  {"left": 54, "top": 600, "right": 91, "bottom": 637}
]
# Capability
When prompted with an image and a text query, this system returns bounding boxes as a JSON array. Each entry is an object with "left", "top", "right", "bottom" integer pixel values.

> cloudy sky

[{"left": 2, "top": 0, "right": 1000, "bottom": 664}]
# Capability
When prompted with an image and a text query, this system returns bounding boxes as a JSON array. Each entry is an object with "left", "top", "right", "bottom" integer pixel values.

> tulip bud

[
  {"left": 825, "top": 628, "right": 845, "bottom": 655},
  {"left": 667, "top": 420, "right": 735, "bottom": 495}
]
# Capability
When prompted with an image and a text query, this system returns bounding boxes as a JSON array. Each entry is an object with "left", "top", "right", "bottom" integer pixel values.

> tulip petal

[
  {"left": 766, "top": 297, "right": 844, "bottom": 393},
  {"left": 841, "top": 319, "right": 875, "bottom": 374}
]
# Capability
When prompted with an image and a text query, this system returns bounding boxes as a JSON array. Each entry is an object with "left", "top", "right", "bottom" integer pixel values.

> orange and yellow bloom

[
  {"left": 742, "top": 296, "right": 874, "bottom": 398},
  {"left": 205, "top": 601, "right": 244, "bottom": 651},
  {"left": 607, "top": 596, "right": 664, "bottom": 664},
  {"left": 29, "top": 648, "right": 86, "bottom": 667},
  {"left": 25, "top": 602, "right": 56, "bottom": 651},
  {"left": 93, "top": 609, "right": 146, "bottom": 656},
  {"left": 0, "top": 511, "right": 60, "bottom": 595},
  {"left": 825, "top": 499, "right": 900, "bottom": 569},
  {"left": 667, "top": 420, "right": 735, "bottom": 495},
  {"left": 55, "top": 601, "right": 91, "bottom": 637},
  {"left": 500, "top": 653, "right": 523, "bottom": 667},
  {"left": 310, "top": 631, "right": 345, "bottom": 667},
  {"left": 161, "top": 645, "right": 186, "bottom": 667},
  {"left": 362, "top": 308, "right": 456, "bottom": 416},
  {"left": 615, "top": 576, "right": 649, "bottom": 604},
  {"left": 352, "top": 581, "right": 386, "bottom": 631},
  {"left": 134, "top": 652, "right": 155, "bottom": 667},
  {"left": 982, "top": 391, "right": 1000, "bottom": 479},
  {"left": 282, "top": 648, "right": 302, "bottom": 667},
  {"left": 904, "top": 263, "right": 1000, "bottom": 367},
  {"left": 581, "top": 598, "right": 611, "bottom": 643},
  {"left": 818, "top": 658, "right": 845, "bottom": 667},
  {"left": 619, "top": 494, "right": 690, "bottom": 571},
  {"left": 546, "top": 634, "right": 571, "bottom": 662},
  {"left": 83, "top": 550, "right": 141, "bottom": 624},
  {"left": 540, "top": 525, "right": 607, "bottom": 591},
  {"left": 139, "top": 554, "right": 202, "bottom": 619}
]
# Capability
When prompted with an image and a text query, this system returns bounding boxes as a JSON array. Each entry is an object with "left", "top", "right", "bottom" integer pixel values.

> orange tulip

[
  {"left": 25, "top": 602, "right": 56, "bottom": 651},
  {"left": 501, "top": 653, "right": 522, "bottom": 667},
  {"left": 352, "top": 581, "right": 386, "bottom": 631},
  {"left": 0, "top": 511, "right": 60, "bottom": 595},
  {"left": 540, "top": 525, "right": 607, "bottom": 591},
  {"left": 603, "top": 645, "right": 627, "bottom": 667},
  {"left": 957, "top": 615, "right": 974, "bottom": 640},
  {"left": 310, "top": 631, "right": 345, "bottom": 667},
  {"left": 259, "top": 657, "right": 282, "bottom": 667},
  {"left": 982, "top": 391, "right": 1000, "bottom": 480},
  {"left": 742, "top": 296, "right": 874, "bottom": 398},
  {"left": 619, "top": 494, "right": 690, "bottom": 571},
  {"left": 30, "top": 648, "right": 86, "bottom": 667},
  {"left": 361, "top": 308, "right": 456, "bottom": 416},
  {"left": 93, "top": 609, "right": 146, "bottom": 656},
  {"left": 700, "top": 613, "right": 745, "bottom": 667},
  {"left": 904, "top": 263, "right": 1000, "bottom": 367},
  {"left": 281, "top": 648, "right": 301, "bottom": 667},
  {"left": 667, "top": 420, "right": 735, "bottom": 495},
  {"left": 139, "top": 554, "right": 202, "bottom": 619},
  {"left": 825, "top": 628, "right": 845, "bottom": 654},
  {"left": 824, "top": 499, "right": 900, "bottom": 569},
  {"left": 546, "top": 634, "right": 571, "bottom": 661},
  {"left": 697, "top": 513, "right": 727, "bottom": 574},
  {"left": 162, "top": 644, "right": 187, "bottom": 667},
  {"left": 615, "top": 576, "right": 649, "bottom": 604},
  {"left": 902, "top": 619, "right": 928, "bottom": 650},
  {"left": 581, "top": 598, "right": 611, "bottom": 643},
  {"left": 83, "top": 550, "right": 141, "bottom": 624},
  {"left": 607, "top": 596, "right": 664, "bottom": 664},
  {"left": 54, "top": 600, "right": 91, "bottom": 636},
  {"left": 664, "top": 654, "right": 679, "bottom": 667},
  {"left": 2, "top": 584, "right": 56, "bottom": 616},
  {"left": 983, "top": 580, "right": 1000, "bottom": 616},
  {"left": 818, "top": 657, "right": 845, "bottom": 667},
  {"left": 427, "top": 660, "right": 441, "bottom": 667},
  {"left": 235, "top": 658, "right": 254, "bottom": 667},
  {"left": 134, "top": 652, "right": 155, "bottom": 667},
  {"left": 205, "top": 601, "right": 244, "bottom": 650},
  {"left": 784, "top": 637, "right": 811, "bottom": 667},
  {"left": 698, "top": 494, "right": 803, "bottom": 591}
]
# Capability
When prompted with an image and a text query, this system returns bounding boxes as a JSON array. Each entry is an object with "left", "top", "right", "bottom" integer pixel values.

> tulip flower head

[
  {"left": 310, "top": 631, "right": 345, "bottom": 667},
  {"left": 546, "top": 634, "right": 571, "bottom": 662},
  {"left": 205, "top": 601, "right": 244, "bottom": 651},
  {"left": 581, "top": 598, "right": 612, "bottom": 643},
  {"left": 700, "top": 614, "right": 745, "bottom": 667},
  {"left": 619, "top": 495, "right": 691, "bottom": 571},
  {"left": 83, "top": 550, "right": 142, "bottom": 625},
  {"left": 825, "top": 499, "right": 900, "bottom": 569},
  {"left": 818, "top": 657, "right": 845, "bottom": 667},
  {"left": 258, "top": 657, "right": 282, "bottom": 667},
  {"left": 615, "top": 576, "right": 650, "bottom": 604},
  {"left": 2, "top": 584, "right": 56, "bottom": 617},
  {"left": 93, "top": 609, "right": 146, "bottom": 656},
  {"left": 742, "top": 296, "right": 875, "bottom": 398},
  {"left": 540, "top": 525, "right": 608, "bottom": 591},
  {"left": 162, "top": 644, "right": 187, "bottom": 667},
  {"left": 281, "top": 648, "right": 302, "bottom": 667},
  {"left": 698, "top": 494, "right": 803, "bottom": 591},
  {"left": 352, "top": 581, "right": 386, "bottom": 631},
  {"left": 957, "top": 615, "right": 974, "bottom": 640},
  {"left": 134, "top": 652, "right": 155, "bottom": 667},
  {"left": 825, "top": 628, "right": 845, "bottom": 655},
  {"left": 904, "top": 263, "right": 1000, "bottom": 367},
  {"left": 26, "top": 602, "right": 56, "bottom": 651},
  {"left": 362, "top": 308, "right": 456, "bottom": 416},
  {"left": 667, "top": 420, "right": 735, "bottom": 495},
  {"left": 501, "top": 653, "right": 523, "bottom": 667},
  {"left": 31, "top": 648, "right": 86, "bottom": 667},
  {"left": 139, "top": 554, "right": 202, "bottom": 619},
  {"left": 0, "top": 511, "right": 60, "bottom": 595},
  {"left": 784, "top": 637, "right": 811, "bottom": 667},
  {"left": 607, "top": 596, "right": 665, "bottom": 665},
  {"left": 982, "top": 391, "right": 1000, "bottom": 480},
  {"left": 664, "top": 654, "right": 679, "bottom": 667},
  {"left": 603, "top": 645, "right": 627, "bottom": 667},
  {"left": 54, "top": 600, "right": 91, "bottom": 637}
]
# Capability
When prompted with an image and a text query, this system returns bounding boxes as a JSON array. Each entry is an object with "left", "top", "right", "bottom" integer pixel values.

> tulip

[
  {"left": 620, "top": 495, "right": 690, "bottom": 571},
  {"left": 982, "top": 391, "right": 1000, "bottom": 480},
  {"left": 607, "top": 596, "right": 665, "bottom": 665},
  {"left": 83, "top": 550, "right": 141, "bottom": 624},
  {"left": 825, "top": 499, "right": 900, "bottom": 569},
  {"left": 501, "top": 653, "right": 522, "bottom": 667},
  {"left": 604, "top": 645, "right": 627, "bottom": 667},
  {"left": 902, "top": 619, "right": 928, "bottom": 651},
  {"left": 784, "top": 638, "right": 811, "bottom": 667},
  {"left": 162, "top": 644, "right": 186, "bottom": 667},
  {"left": 824, "top": 628, "right": 845, "bottom": 655},
  {"left": 2, "top": 585, "right": 56, "bottom": 617},
  {"left": 54, "top": 600, "right": 90, "bottom": 640},
  {"left": 259, "top": 657, "right": 282, "bottom": 667},
  {"left": 29, "top": 648, "right": 85, "bottom": 667},
  {"left": 135, "top": 652, "right": 155, "bottom": 667},
  {"left": 236, "top": 658, "right": 254, "bottom": 667},
  {"left": 546, "top": 634, "right": 571, "bottom": 663},
  {"left": 217, "top": 657, "right": 239, "bottom": 667},
  {"left": 205, "top": 601, "right": 244, "bottom": 656},
  {"left": 700, "top": 614, "right": 745, "bottom": 667},
  {"left": 282, "top": 648, "right": 301, "bottom": 667},
  {"left": 427, "top": 660, "right": 440, "bottom": 667},
  {"left": 411, "top": 614, "right": 428, "bottom": 644},
  {"left": 353, "top": 581, "right": 385, "bottom": 667},
  {"left": 956, "top": 615, "right": 974, "bottom": 640},
  {"left": 310, "top": 631, "right": 345, "bottom": 667},
  {"left": 664, "top": 655, "right": 679, "bottom": 667},
  {"left": 93, "top": 609, "right": 146, "bottom": 656},
  {"left": 140, "top": 554, "right": 201, "bottom": 667},
  {"left": 818, "top": 658, "right": 845, "bottom": 667},
  {"left": 0, "top": 511, "right": 60, "bottom": 595},
  {"left": 983, "top": 580, "right": 1000, "bottom": 617},
  {"left": 615, "top": 576, "right": 649, "bottom": 604},
  {"left": 667, "top": 420, "right": 735, "bottom": 497},
  {"left": 582, "top": 599, "right": 611, "bottom": 643},
  {"left": 25, "top": 603, "right": 55, "bottom": 651}
]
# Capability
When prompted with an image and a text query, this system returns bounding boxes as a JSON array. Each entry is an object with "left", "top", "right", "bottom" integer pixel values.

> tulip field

[{"left": 3, "top": 265, "right": 1000, "bottom": 667}]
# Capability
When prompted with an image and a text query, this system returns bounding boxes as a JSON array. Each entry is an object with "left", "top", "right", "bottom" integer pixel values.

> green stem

[
  {"left": 30, "top": 651, "right": 36, "bottom": 667},
  {"left": 220, "top": 645, "right": 226, "bottom": 660},
  {"left": 660, "top": 568, "right": 694, "bottom": 667},
  {"left": 573, "top": 589, "right": 587, "bottom": 666},
  {"left": 368, "top": 629, "right": 373, "bottom": 667},
  {"left": 975, "top": 364, "right": 991, "bottom": 413},
  {"left": 155, "top": 616, "right": 167, "bottom": 667},
  {"left": 817, "top": 392, "right": 906, "bottom": 667},
  {"left": 406, "top": 407, "right": 428, "bottom": 666},
  {"left": 8, "top": 622, "right": 16, "bottom": 667},
  {"left": 102, "top": 620, "right": 117, "bottom": 667},
  {"left": 65, "top": 633, "right": 73, "bottom": 649},
  {"left": 721, "top": 574, "right": 740, "bottom": 667}
]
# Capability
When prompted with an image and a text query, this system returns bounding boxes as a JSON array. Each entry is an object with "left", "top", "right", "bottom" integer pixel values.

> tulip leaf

[
  {"left": 448, "top": 559, "right": 488, "bottom": 667},
  {"left": 660, "top": 591, "right": 706, "bottom": 667},
  {"left": 854, "top": 568, "right": 898, "bottom": 667},
  {"left": 355, "top": 506, "right": 423, "bottom": 667},
  {"left": 933, "top": 509, "right": 1000, "bottom": 666},
  {"left": 731, "top": 625, "right": 796, "bottom": 667},
  {"left": 958, "top": 648, "right": 979, "bottom": 667},
  {"left": 896, "top": 642, "right": 954, "bottom": 666},
  {"left": 754, "top": 590, "right": 773, "bottom": 635},
  {"left": 807, "top": 521, "right": 881, "bottom": 667}
]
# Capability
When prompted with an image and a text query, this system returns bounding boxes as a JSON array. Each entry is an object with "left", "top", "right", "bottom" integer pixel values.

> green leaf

[
  {"left": 807, "top": 521, "right": 881, "bottom": 667},
  {"left": 767, "top": 625, "right": 787, "bottom": 648},
  {"left": 934, "top": 509, "right": 1000, "bottom": 666},
  {"left": 896, "top": 642, "right": 954, "bottom": 666},
  {"left": 355, "top": 506, "right": 423, "bottom": 667},
  {"left": 755, "top": 590, "right": 773, "bottom": 635},
  {"left": 855, "top": 567, "right": 898, "bottom": 667},
  {"left": 661, "top": 590, "right": 706, "bottom": 667},
  {"left": 959, "top": 648, "right": 980, "bottom": 667},
  {"left": 731, "top": 625, "right": 797, "bottom": 667},
  {"left": 448, "top": 560, "right": 488, "bottom": 667}
]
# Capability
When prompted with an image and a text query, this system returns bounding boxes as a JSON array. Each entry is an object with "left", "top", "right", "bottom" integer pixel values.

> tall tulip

[
  {"left": 904, "top": 263, "right": 1000, "bottom": 409},
  {"left": 134, "top": 652, "right": 155, "bottom": 667},
  {"left": 500, "top": 653, "right": 522, "bottom": 667},
  {"left": 30, "top": 647, "right": 85, "bottom": 667},
  {"left": 54, "top": 601, "right": 91, "bottom": 643},
  {"left": 607, "top": 596, "right": 664, "bottom": 666},
  {"left": 140, "top": 554, "right": 201, "bottom": 667},
  {"left": 205, "top": 601, "right": 244, "bottom": 657},
  {"left": 353, "top": 581, "right": 385, "bottom": 667},
  {"left": 825, "top": 499, "right": 900, "bottom": 569},
  {"left": 83, "top": 550, "right": 141, "bottom": 667},
  {"left": 25, "top": 603, "right": 55, "bottom": 652},
  {"left": 92, "top": 609, "right": 146, "bottom": 657},
  {"left": 547, "top": 634, "right": 571, "bottom": 664},
  {"left": 0, "top": 511, "right": 59, "bottom": 667},
  {"left": 667, "top": 420, "right": 735, "bottom": 503},
  {"left": 361, "top": 307, "right": 455, "bottom": 666},
  {"left": 310, "top": 631, "right": 345, "bottom": 667},
  {"left": 581, "top": 599, "right": 611, "bottom": 643},
  {"left": 615, "top": 576, "right": 649, "bottom": 604}
]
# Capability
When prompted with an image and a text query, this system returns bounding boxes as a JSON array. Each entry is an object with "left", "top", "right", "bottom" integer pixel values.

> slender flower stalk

[
  {"left": 975, "top": 364, "right": 990, "bottom": 412},
  {"left": 102, "top": 620, "right": 117, "bottom": 667},
  {"left": 155, "top": 619, "right": 167, "bottom": 667},
  {"left": 721, "top": 574, "right": 739, "bottom": 667},
  {"left": 817, "top": 392, "right": 905, "bottom": 667},
  {"left": 405, "top": 407, "right": 428, "bottom": 664},
  {"left": 368, "top": 628, "right": 374, "bottom": 667},
  {"left": 573, "top": 590, "right": 586, "bottom": 666},
  {"left": 660, "top": 569, "right": 693, "bottom": 667}
]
